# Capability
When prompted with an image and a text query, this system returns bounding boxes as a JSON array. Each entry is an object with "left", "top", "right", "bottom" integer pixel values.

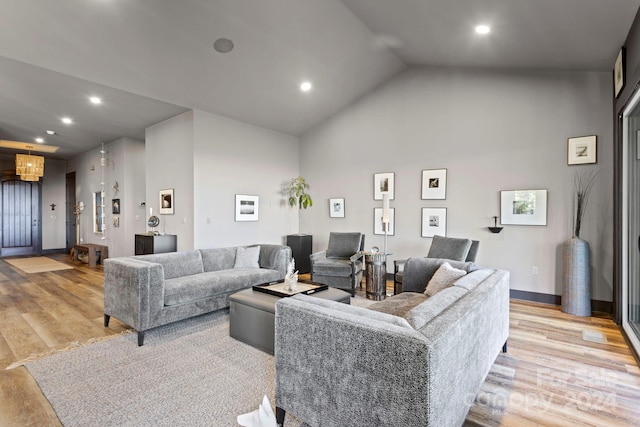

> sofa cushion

[
  {"left": 425, "top": 262, "right": 467, "bottom": 296},
  {"left": 427, "top": 235, "right": 472, "bottom": 261},
  {"left": 402, "top": 257, "right": 476, "bottom": 293},
  {"left": 326, "top": 232, "right": 362, "bottom": 258},
  {"left": 137, "top": 250, "right": 204, "bottom": 280},
  {"left": 406, "top": 286, "right": 468, "bottom": 330},
  {"left": 164, "top": 269, "right": 281, "bottom": 306},
  {"left": 312, "top": 258, "right": 363, "bottom": 276},
  {"left": 234, "top": 246, "right": 260, "bottom": 269},
  {"left": 368, "top": 292, "right": 428, "bottom": 318},
  {"left": 454, "top": 268, "right": 495, "bottom": 291},
  {"left": 200, "top": 247, "right": 237, "bottom": 272}
]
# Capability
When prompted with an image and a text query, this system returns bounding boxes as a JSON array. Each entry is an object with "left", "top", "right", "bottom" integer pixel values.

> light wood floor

[{"left": 0, "top": 256, "right": 639, "bottom": 426}]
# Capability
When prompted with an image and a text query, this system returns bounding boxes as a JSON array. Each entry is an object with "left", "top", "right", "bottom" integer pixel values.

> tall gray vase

[{"left": 561, "top": 237, "right": 591, "bottom": 316}]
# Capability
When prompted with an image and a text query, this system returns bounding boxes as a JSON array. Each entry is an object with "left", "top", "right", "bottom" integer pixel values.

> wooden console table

[{"left": 73, "top": 243, "right": 109, "bottom": 267}]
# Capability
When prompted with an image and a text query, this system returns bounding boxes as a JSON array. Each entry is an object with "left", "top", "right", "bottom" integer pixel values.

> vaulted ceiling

[{"left": 0, "top": 0, "right": 638, "bottom": 159}]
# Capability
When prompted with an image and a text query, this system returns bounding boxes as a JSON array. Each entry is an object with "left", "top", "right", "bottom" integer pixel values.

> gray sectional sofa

[
  {"left": 103, "top": 244, "right": 291, "bottom": 345},
  {"left": 274, "top": 257, "right": 509, "bottom": 427}
]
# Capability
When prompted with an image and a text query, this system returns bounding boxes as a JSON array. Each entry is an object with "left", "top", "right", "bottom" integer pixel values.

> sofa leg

[
  {"left": 502, "top": 340, "right": 508, "bottom": 353},
  {"left": 138, "top": 331, "right": 145, "bottom": 346},
  {"left": 104, "top": 314, "right": 110, "bottom": 327},
  {"left": 276, "top": 406, "right": 285, "bottom": 426}
]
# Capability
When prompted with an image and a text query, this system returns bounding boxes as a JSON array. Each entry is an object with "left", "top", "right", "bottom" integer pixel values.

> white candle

[
  {"left": 382, "top": 193, "right": 390, "bottom": 223},
  {"left": 150, "top": 208, "right": 153, "bottom": 216}
]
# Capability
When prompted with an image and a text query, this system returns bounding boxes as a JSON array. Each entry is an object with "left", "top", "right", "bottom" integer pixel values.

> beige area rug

[
  {"left": 5, "top": 256, "right": 73, "bottom": 274},
  {"left": 25, "top": 308, "right": 307, "bottom": 427}
]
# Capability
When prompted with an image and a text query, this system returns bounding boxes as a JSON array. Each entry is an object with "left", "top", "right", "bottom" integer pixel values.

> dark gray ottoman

[{"left": 229, "top": 287, "right": 351, "bottom": 354}]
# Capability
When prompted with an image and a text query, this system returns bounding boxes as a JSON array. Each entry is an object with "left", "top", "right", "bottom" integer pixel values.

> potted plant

[
  {"left": 283, "top": 177, "right": 313, "bottom": 274},
  {"left": 285, "top": 176, "right": 313, "bottom": 209}
]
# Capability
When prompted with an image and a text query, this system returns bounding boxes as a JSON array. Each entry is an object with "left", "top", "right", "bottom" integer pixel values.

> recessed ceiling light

[
  {"left": 35, "top": 137, "right": 44, "bottom": 143},
  {"left": 45, "top": 130, "right": 56, "bottom": 135},
  {"left": 89, "top": 96, "right": 102, "bottom": 104},
  {"left": 300, "top": 81, "right": 312, "bottom": 92},
  {"left": 213, "top": 38, "right": 234, "bottom": 53},
  {"left": 475, "top": 25, "right": 491, "bottom": 35},
  {"left": 61, "top": 117, "right": 73, "bottom": 125}
]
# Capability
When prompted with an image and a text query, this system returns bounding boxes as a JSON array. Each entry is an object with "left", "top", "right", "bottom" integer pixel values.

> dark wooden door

[{"left": 0, "top": 176, "right": 41, "bottom": 256}]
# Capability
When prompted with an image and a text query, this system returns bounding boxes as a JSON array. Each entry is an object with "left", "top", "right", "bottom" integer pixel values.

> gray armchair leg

[
  {"left": 138, "top": 331, "right": 145, "bottom": 346},
  {"left": 276, "top": 407, "right": 285, "bottom": 425},
  {"left": 104, "top": 314, "right": 110, "bottom": 327},
  {"left": 502, "top": 340, "right": 508, "bottom": 353}
]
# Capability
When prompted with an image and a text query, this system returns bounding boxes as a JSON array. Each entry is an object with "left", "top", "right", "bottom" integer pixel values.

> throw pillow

[
  {"left": 424, "top": 262, "right": 467, "bottom": 297},
  {"left": 234, "top": 246, "right": 260, "bottom": 269}
]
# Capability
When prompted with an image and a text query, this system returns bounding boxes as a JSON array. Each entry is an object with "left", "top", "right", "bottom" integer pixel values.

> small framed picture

[
  {"left": 421, "top": 168, "right": 447, "bottom": 200},
  {"left": 422, "top": 208, "right": 447, "bottom": 237},
  {"left": 614, "top": 46, "right": 625, "bottom": 98},
  {"left": 567, "top": 135, "right": 597, "bottom": 165},
  {"left": 235, "top": 194, "right": 259, "bottom": 221},
  {"left": 113, "top": 216, "right": 120, "bottom": 228},
  {"left": 374, "top": 207, "right": 395, "bottom": 235},
  {"left": 159, "top": 189, "right": 174, "bottom": 214},
  {"left": 374, "top": 172, "right": 395, "bottom": 200},
  {"left": 329, "top": 198, "right": 345, "bottom": 218},
  {"left": 500, "top": 189, "right": 547, "bottom": 226},
  {"left": 112, "top": 198, "right": 120, "bottom": 214}
]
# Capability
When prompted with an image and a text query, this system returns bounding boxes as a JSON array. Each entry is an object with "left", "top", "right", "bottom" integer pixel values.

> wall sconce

[{"left": 488, "top": 216, "right": 503, "bottom": 234}]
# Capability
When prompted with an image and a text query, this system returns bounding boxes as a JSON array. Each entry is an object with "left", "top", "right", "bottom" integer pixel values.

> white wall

[
  {"left": 145, "top": 111, "right": 195, "bottom": 251},
  {"left": 192, "top": 110, "right": 299, "bottom": 248},
  {"left": 41, "top": 158, "right": 66, "bottom": 250},
  {"left": 300, "top": 66, "right": 613, "bottom": 301},
  {"left": 67, "top": 138, "right": 145, "bottom": 256}
]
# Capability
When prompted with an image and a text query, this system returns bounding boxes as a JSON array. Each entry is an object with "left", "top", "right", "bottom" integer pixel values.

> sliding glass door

[{"left": 622, "top": 91, "right": 640, "bottom": 355}]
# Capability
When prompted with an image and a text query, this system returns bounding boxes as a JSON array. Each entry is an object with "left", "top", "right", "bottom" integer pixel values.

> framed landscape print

[
  {"left": 421, "top": 168, "right": 447, "bottom": 199},
  {"left": 374, "top": 172, "right": 395, "bottom": 200},
  {"left": 159, "top": 189, "right": 174, "bottom": 214},
  {"left": 567, "top": 135, "right": 597, "bottom": 165},
  {"left": 235, "top": 194, "right": 259, "bottom": 221},
  {"left": 500, "top": 189, "right": 547, "bottom": 226},
  {"left": 374, "top": 207, "right": 395, "bottom": 235},
  {"left": 329, "top": 198, "right": 345, "bottom": 218},
  {"left": 421, "top": 208, "right": 446, "bottom": 237}
]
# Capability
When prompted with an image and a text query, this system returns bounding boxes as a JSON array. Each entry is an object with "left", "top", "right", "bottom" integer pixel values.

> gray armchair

[
  {"left": 310, "top": 232, "right": 365, "bottom": 296},
  {"left": 393, "top": 235, "right": 479, "bottom": 294}
]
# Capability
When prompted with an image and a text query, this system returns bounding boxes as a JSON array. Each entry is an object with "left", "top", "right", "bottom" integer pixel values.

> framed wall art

[
  {"left": 421, "top": 208, "right": 446, "bottom": 237},
  {"left": 567, "top": 135, "right": 597, "bottom": 165},
  {"left": 235, "top": 194, "right": 259, "bottom": 221},
  {"left": 421, "top": 168, "right": 447, "bottom": 199},
  {"left": 329, "top": 198, "right": 345, "bottom": 218},
  {"left": 374, "top": 172, "right": 395, "bottom": 200},
  {"left": 614, "top": 46, "right": 625, "bottom": 98},
  {"left": 112, "top": 198, "right": 120, "bottom": 214},
  {"left": 374, "top": 207, "right": 395, "bottom": 235},
  {"left": 500, "top": 189, "right": 547, "bottom": 226},
  {"left": 159, "top": 189, "right": 174, "bottom": 214}
]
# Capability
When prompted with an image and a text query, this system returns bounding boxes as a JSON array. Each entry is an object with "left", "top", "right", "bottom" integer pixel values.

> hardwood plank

[{"left": 0, "top": 367, "right": 61, "bottom": 427}]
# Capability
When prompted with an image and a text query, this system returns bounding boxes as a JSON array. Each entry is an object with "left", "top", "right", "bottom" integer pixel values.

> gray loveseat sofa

[
  {"left": 104, "top": 244, "right": 291, "bottom": 345},
  {"left": 274, "top": 257, "right": 509, "bottom": 426}
]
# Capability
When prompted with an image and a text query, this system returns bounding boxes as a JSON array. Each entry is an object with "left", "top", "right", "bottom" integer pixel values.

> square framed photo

[
  {"left": 374, "top": 207, "right": 395, "bottom": 235},
  {"left": 421, "top": 168, "right": 447, "bottom": 200},
  {"left": 329, "top": 198, "right": 345, "bottom": 218},
  {"left": 500, "top": 189, "right": 547, "bottom": 226},
  {"left": 614, "top": 46, "right": 625, "bottom": 98},
  {"left": 422, "top": 208, "right": 447, "bottom": 237},
  {"left": 111, "top": 198, "right": 120, "bottom": 214},
  {"left": 159, "top": 189, "right": 174, "bottom": 214},
  {"left": 567, "top": 135, "right": 597, "bottom": 165},
  {"left": 374, "top": 172, "right": 395, "bottom": 200},
  {"left": 235, "top": 194, "right": 259, "bottom": 221}
]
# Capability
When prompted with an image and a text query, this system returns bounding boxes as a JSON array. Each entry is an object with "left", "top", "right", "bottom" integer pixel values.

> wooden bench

[{"left": 73, "top": 243, "right": 109, "bottom": 267}]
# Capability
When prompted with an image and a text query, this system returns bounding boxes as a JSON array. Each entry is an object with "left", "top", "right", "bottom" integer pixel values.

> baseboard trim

[
  {"left": 510, "top": 289, "right": 612, "bottom": 314},
  {"left": 41, "top": 248, "right": 68, "bottom": 255}
]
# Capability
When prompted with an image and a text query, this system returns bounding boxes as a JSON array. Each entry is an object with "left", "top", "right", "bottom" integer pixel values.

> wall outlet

[{"left": 532, "top": 266, "right": 539, "bottom": 275}]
